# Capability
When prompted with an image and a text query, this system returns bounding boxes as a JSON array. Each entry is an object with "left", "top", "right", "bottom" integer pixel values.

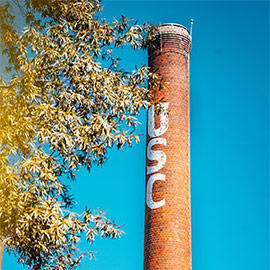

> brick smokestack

[{"left": 144, "top": 24, "right": 192, "bottom": 270}]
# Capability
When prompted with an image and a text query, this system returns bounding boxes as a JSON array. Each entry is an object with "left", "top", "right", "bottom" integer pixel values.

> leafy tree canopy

[{"left": 0, "top": 0, "right": 158, "bottom": 269}]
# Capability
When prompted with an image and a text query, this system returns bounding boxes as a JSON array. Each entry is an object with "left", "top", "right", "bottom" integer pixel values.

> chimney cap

[
  {"left": 159, "top": 23, "right": 190, "bottom": 34},
  {"left": 149, "top": 23, "right": 192, "bottom": 54}
]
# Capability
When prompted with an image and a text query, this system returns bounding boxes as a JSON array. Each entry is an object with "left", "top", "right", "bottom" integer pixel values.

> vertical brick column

[{"left": 144, "top": 24, "right": 192, "bottom": 270}]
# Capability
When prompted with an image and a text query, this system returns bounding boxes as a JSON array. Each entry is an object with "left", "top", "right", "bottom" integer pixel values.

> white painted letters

[
  {"left": 146, "top": 173, "right": 166, "bottom": 209},
  {"left": 147, "top": 138, "right": 167, "bottom": 175},
  {"left": 148, "top": 102, "right": 169, "bottom": 138},
  {"left": 146, "top": 102, "right": 169, "bottom": 210}
]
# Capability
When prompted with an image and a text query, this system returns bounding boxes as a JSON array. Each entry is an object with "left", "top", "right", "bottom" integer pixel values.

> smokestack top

[
  {"left": 149, "top": 23, "right": 192, "bottom": 57},
  {"left": 159, "top": 23, "right": 190, "bottom": 34}
]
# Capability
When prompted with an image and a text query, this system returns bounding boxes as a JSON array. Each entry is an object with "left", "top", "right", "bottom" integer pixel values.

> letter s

[{"left": 147, "top": 138, "right": 166, "bottom": 175}]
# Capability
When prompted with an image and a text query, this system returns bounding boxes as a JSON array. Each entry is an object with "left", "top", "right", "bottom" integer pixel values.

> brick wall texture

[{"left": 144, "top": 24, "right": 192, "bottom": 270}]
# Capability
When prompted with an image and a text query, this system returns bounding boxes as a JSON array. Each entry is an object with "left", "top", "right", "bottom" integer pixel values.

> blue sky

[{"left": 2, "top": 1, "right": 269, "bottom": 270}]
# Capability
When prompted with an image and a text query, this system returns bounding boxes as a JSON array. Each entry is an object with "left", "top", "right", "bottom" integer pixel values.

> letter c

[{"left": 146, "top": 173, "right": 166, "bottom": 209}]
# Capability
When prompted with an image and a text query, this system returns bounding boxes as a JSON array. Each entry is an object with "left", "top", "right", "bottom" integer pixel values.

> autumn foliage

[{"left": 0, "top": 0, "right": 158, "bottom": 269}]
